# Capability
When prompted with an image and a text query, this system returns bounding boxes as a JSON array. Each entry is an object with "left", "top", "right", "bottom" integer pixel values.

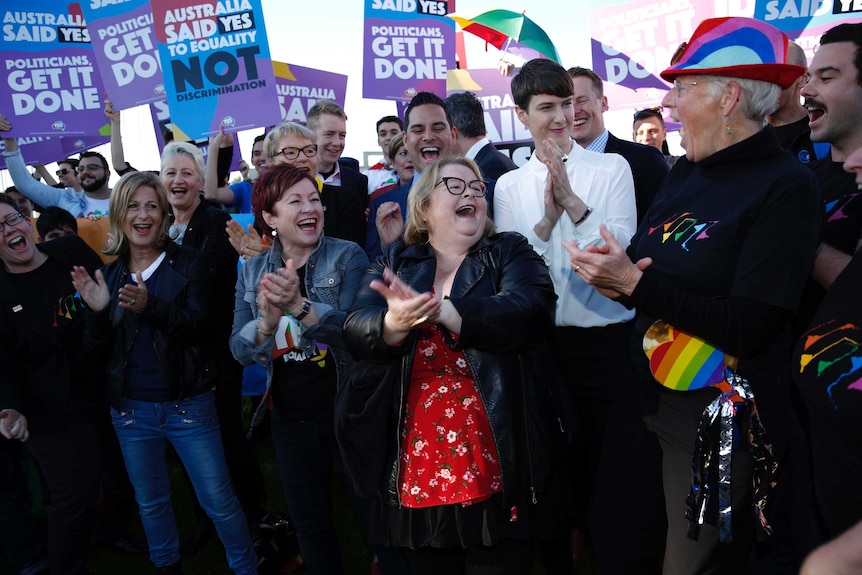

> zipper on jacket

[
  {"left": 394, "top": 353, "right": 408, "bottom": 509},
  {"left": 519, "top": 354, "right": 538, "bottom": 505}
]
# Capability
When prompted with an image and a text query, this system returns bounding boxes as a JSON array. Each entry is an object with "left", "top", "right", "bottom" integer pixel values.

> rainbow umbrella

[{"left": 448, "top": 9, "right": 561, "bottom": 64}]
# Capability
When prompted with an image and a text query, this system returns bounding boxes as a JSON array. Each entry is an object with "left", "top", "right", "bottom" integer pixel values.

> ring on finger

[
  {"left": 574, "top": 265, "right": 581, "bottom": 272},
  {"left": 130, "top": 298, "right": 136, "bottom": 305},
  {"left": 561, "top": 154, "right": 569, "bottom": 163}
]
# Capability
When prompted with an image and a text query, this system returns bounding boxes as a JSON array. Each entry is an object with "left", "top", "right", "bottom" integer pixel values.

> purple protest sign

[
  {"left": 1, "top": 1, "right": 109, "bottom": 137},
  {"left": 0, "top": 134, "right": 111, "bottom": 170},
  {"left": 274, "top": 62, "right": 348, "bottom": 125},
  {"left": 80, "top": 0, "right": 165, "bottom": 111},
  {"left": 151, "top": 0, "right": 282, "bottom": 139},
  {"left": 363, "top": 0, "right": 456, "bottom": 101}
]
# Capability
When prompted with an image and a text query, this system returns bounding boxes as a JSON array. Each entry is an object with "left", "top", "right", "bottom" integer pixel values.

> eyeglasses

[
  {"left": 435, "top": 177, "right": 487, "bottom": 197},
  {"left": 634, "top": 106, "right": 663, "bottom": 120},
  {"left": 673, "top": 79, "right": 707, "bottom": 96},
  {"left": 76, "top": 163, "right": 105, "bottom": 172},
  {"left": 274, "top": 145, "right": 317, "bottom": 161},
  {"left": 0, "top": 212, "right": 25, "bottom": 232},
  {"left": 56, "top": 167, "right": 73, "bottom": 176}
]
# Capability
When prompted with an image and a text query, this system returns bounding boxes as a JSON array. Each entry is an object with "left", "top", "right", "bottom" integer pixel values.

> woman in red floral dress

[{"left": 341, "top": 157, "right": 562, "bottom": 574}]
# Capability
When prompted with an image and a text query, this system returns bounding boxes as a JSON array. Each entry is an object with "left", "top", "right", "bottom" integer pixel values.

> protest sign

[
  {"left": 80, "top": 0, "right": 165, "bottom": 110},
  {"left": 148, "top": 99, "right": 241, "bottom": 171},
  {"left": 1, "top": 1, "right": 109, "bottom": 137},
  {"left": 363, "top": 0, "right": 456, "bottom": 101},
  {"left": 274, "top": 62, "right": 348, "bottom": 124},
  {"left": 150, "top": 0, "right": 281, "bottom": 139},
  {"left": 0, "top": 134, "right": 111, "bottom": 170}
]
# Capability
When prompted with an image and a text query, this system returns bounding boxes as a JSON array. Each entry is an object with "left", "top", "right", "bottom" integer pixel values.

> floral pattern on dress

[{"left": 399, "top": 323, "right": 502, "bottom": 508}]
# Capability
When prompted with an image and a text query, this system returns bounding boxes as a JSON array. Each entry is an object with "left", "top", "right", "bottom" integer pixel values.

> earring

[
  {"left": 271, "top": 229, "right": 277, "bottom": 237},
  {"left": 724, "top": 116, "right": 732, "bottom": 136}
]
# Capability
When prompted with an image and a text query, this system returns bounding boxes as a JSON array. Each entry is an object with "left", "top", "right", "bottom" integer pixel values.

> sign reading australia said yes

[
  {"left": 80, "top": 0, "right": 164, "bottom": 111},
  {"left": 363, "top": 0, "right": 456, "bottom": 101},
  {"left": 151, "top": 0, "right": 280, "bottom": 140},
  {"left": 1, "top": 1, "right": 108, "bottom": 137}
]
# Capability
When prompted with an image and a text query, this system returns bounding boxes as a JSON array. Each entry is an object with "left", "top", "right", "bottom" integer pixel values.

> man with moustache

[{"left": 1, "top": 116, "right": 112, "bottom": 218}]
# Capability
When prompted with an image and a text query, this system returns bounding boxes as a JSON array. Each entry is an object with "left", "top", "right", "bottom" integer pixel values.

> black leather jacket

[
  {"left": 85, "top": 242, "right": 214, "bottom": 406},
  {"left": 343, "top": 232, "right": 561, "bottom": 506}
]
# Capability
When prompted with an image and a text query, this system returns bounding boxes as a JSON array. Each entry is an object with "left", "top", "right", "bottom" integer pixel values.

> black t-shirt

[
  {"left": 7, "top": 257, "right": 102, "bottom": 400},
  {"left": 629, "top": 127, "right": 821, "bottom": 391},
  {"left": 810, "top": 157, "right": 862, "bottom": 255},
  {"left": 793, "top": 250, "right": 862, "bottom": 537},
  {"left": 269, "top": 265, "right": 337, "bottom": 421},
  {"left": 774, "top": 116, "right": 817, "bottom": 165}
]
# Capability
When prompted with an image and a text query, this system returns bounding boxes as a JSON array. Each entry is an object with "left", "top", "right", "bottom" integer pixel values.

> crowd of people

[{"left": 0, "top": 15, "right": 861, "bottom": 575}]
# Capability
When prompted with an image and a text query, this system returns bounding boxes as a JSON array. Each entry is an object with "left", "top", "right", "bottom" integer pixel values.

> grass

[{"left": 4, "top": 400, "right": 596, "bottom": 574}]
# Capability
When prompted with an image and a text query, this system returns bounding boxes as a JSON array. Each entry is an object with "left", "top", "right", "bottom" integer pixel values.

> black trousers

[
  {"left": 403, "top": 538, "right": 533, "bottom": 575},
  {"left": 24, "top": 406, "right": 102, "bottom": 575},
  {"left": 0, "top": 439, "right": 46, "bottom": 574}
]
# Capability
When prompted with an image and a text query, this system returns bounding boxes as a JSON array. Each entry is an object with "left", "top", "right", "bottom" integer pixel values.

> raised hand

[
  {"left": 226, "top": 220, "right": 270, "bottom": 259},
  {"left": 376, "top": 201, "right": 405, "bottom": 249},
  {"left": 71, "top": 266, "right": 111, "bottom": 312},
  {"left": 370, "top": 269, "right": 440, "bottom": 344},
  {"left": 0, "top": 409, "right": 29, "bottom": 441},
  {"left": 562, "top": 224, "right": 651, "bottom": 298},
  {"left": 118, "top": 270, "right": 148, "bottom": 315}
]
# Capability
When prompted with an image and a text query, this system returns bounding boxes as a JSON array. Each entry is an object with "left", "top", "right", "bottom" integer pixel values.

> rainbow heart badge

[{"left": 643, "top": 320, "right": 727, "bottom": 391}]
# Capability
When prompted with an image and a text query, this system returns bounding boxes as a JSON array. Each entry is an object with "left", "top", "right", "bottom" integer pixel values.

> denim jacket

[{"left": 229, "top": 235, "right": 369, "bottom": 402}]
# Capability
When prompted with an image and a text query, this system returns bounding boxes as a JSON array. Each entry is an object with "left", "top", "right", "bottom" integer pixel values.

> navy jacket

[{"left": 605, "top": 132, "right": 668, "bottom": 223}]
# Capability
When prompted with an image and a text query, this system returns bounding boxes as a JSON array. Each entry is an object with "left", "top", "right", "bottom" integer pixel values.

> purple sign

[
  {"left": 274, "top": 62, "right": 348, "bottom": 125},
  {"left": 1, "top": 1, "right": 109, "bottom": 137},
  {"left": 447, "top": 68, "right": 531, "bottom": 146},
  {"left": 151, "top": 0, "right": 282, "bottom": 139},
  {"left": 0, "top": 134, "right": 111, "bottom": 170},
  {"left": 363, "top": 0, "right": 456, "bottom": 101},
  {"left": 80, "top": 0, "right": 165, "bottom": 110}
]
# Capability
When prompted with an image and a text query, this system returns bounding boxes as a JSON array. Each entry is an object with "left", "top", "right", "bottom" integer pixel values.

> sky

[{"left": 3, "top": 0, "right": 594, "bottom": 188}]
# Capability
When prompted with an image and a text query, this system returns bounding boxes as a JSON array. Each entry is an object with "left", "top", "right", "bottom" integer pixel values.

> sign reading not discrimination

[
  {"left": 1, "top": 1, "right": 108, "bottom": 136},
  {"left": 150, "top": 0, "right": 280, "bottom": 139},
  {"left": 80, "top": 0, "right": 164, "bottom": 111},
  {"left": 363, "top": 0, "right": 456, "bottom": 101}
]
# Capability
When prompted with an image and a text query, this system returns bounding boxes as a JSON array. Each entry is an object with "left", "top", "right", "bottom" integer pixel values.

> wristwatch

[{"left": 294, "top": 299, "right": 312, "bottom": 320}]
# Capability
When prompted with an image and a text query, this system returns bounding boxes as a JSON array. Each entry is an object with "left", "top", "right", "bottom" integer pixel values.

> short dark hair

[
  {"left": 0, "top": 193, "right": 19, "bottom": 211},
  {"left": 376, "top": 115, "right": 403, "bottom": 131},
  {"left": 820, "top": 23, "right": 862, "bottom": 87},
  {"left": 252, "top": 164, "right": 320, "bottom": 237},
  {"left": 445, "top": 92, "right": 486, "bottom": 138},
  {"left": 633, "top": 108, "right": 665, "bottom": 128},
  {"left": 511, "top": 59, "right": 574, "bottom": 110},
  {"left": 79, "top": 151, "right": 108, "bottom": 169},
  {"left": 404, "top": 92, "right": 451, "bottom": 128},
  {"left": 36, "top": 206, "right": 78, "bottom": 239},
  {"left": 567, "top": 66, "right": 605, "bottom": 98},
  {"left": 59, "top": 158, "right": 79, "bottom": 169}
]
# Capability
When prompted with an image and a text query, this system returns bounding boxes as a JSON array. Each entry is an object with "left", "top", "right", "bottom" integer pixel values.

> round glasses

[
  {"left": 435, "top": 177, "right": 487, "bottom": 197},
  {"left": 275, "top": 145, "right": 318, "bottom": 161}
]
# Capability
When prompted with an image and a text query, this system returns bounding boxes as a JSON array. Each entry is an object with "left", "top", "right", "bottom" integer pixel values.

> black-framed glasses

[
  {"left": 634, "top": 106, "right": 663, "bottom": 120},
  {"left": 0, "top": 212, "right": 25, "bottom": 232},
  {"left": 56, "top": 167, "right": 73, "bottom": 176},
  {"left": 76, "top": 163, "right": 105, "bottom": 173},
  {"left": 436, "top": 177, "right": 487, "bottom": 197},
  {"left": 275, "top": 145, "right": 317, "bottom": 161}
]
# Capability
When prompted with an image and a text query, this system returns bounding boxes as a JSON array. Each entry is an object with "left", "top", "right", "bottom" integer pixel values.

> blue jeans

[
  {"left": 111, "top": 393, "right": 257, "bottom": 574},
  {"left": 270, "top": 408, "right": 343, "bottom": 575}
]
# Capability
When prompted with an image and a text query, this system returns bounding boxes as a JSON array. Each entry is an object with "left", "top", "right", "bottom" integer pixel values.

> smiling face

[
  {"left": 161, "top": 154, "right": 203, "bottom": 213},
  {"left": 403, "top": 104, "right": 455, "bottom": 173},
  {"left": 272, "top": 133, "right": 318, "bottom": 175},
  {"left": 634, "top": 118, "right": 667, "bottom": 151},
  {"left": 250, "top": 139, "right": 266, "bottom": 169},
  {"left": 314, "top": 112, "right": 346, "bottom": 174},
  {"left": 0, "top": 203, "right": 39, "bottom": 273},
  {"left": 517, "top": 93, "right": 574, "bottom": 160},
  {"left": 570, "top": 75, "right": 607, "bottom": 146},
  {"left": 57, "top": 161, "right": 81, "bottom": 189},
  {"left": 5, "top": 190, "right": 34, "bottom": 216},
  {"left": 801, "top": 41, "right": 862, "bottom": 161},
  {"left": 425, "top": 162, "right": 487, "bottom": 249},
  {"left": 661, "top": 76, "right": 724, "bottom": 163},
  {"left": 77, "top": 159, "right": 109, "bottom": 194},
  {"left": 122, "top": 186, "right": 164, "bottom": 252},
  {"left": 263, "top": 178, "right": 324, "bottom": 251}
]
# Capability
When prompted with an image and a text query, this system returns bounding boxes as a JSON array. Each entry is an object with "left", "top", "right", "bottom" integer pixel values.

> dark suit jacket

[
  {"left": 604, "top": 132, "right": 668, "bottom": 223},
  {"left": 321, "top": 183, "right": 366, "bottom": 247},
  {"left": 337, "top": 164, "right": 370, "bottom": 211},
  {"left": 474, "top": 142, "right": 517, "bottom": 183}
]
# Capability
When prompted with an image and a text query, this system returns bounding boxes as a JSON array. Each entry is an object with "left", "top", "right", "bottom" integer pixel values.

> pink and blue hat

[{"left": 660, "top": 17, "right": 805, "bottom": 89}]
